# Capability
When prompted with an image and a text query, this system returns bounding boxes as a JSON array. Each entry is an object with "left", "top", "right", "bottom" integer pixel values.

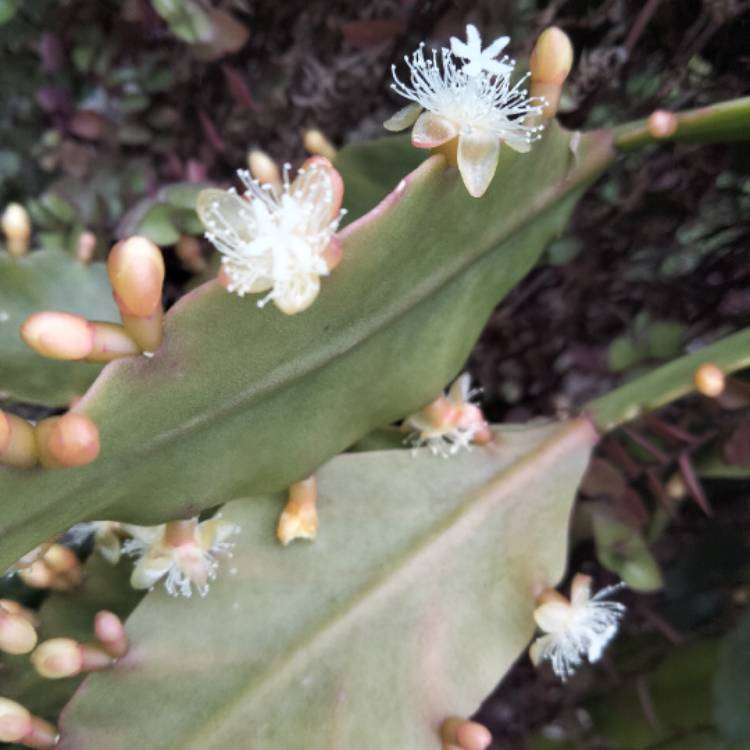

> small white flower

[
  {"left": 404, "top": 373, "right": 491, "bottom": 457},
  {"left": 384, "top": 25, "right": 545, "bottom": 198},
  {"left": 450, "top": 24, "right": 512, "bottom": 78},
  {"left": 529, "top": 574, "right": 626, "bottom": 681},
  {"left": 197, "top": 158, "right": 345, "bottom": 315},
  {"left": 123, "top": 517, "right": 240, "bottom": 598}
]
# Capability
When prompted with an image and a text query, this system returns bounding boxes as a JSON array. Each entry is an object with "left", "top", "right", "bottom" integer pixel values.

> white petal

[
  {"left": 457, "top": 131, "right": 500, "bottom": 198},
  {"left": 130, "top": 554, "right": 174, "bottom": 590},
  {"left": 196, "top": 189, "right": 258, "bottom": 249},
  {"left": 484, "top": 35, "right": 510, "bottom": 58},
  {"left": 411, "top": 112, "right": 458, "bottom": 149},
  {"left": 529, "top": 634, "right": 553, "bottom": 666},
  {"left": 383, "top": 103, "right": 423, "bottom": 132},
  {"left": 448, "top": 373, "right": 472, "bottom": 405},
  {"left": 504, "top": 134, "right": 532, "bottom": 153},
  {"left": 570, "top": 574, "right": 593, "bottom": 607}
]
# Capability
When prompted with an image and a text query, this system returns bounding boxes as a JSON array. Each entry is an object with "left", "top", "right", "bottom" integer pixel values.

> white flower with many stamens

[
  {"left": 123, "top": 517, "right": 239, "bottom": 598},
  {"left": 529, "top": 574, "right": 626, "bottom": 681},
  {"left": 404, "top": 373, "right": 492, "bottom": 457},
  {"left": 197, "top": 157, "right": 345, "bottom": 315},
  {"left": 384, "top": 24, "right": 545, "bottom": 198}
]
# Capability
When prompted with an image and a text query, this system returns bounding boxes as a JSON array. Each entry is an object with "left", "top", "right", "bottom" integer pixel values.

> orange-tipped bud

[
  {"left": 303, "top": 129, "right": 337, "bottom": 160},
  {"left": 119, "top": 304, "right": 164, "bottom": 353},
  {"left": 0, "top": 697, "right": 32, "bottom": 743},
  {"left": 441, "top": 718, "right": 493, "bottom": 750},
  {"left": 694, "top": 363, "right": 725, "bottom": 397},
  {"left": 248, "top": 149, "right": 282, "bottom": 189},
  {"left": 175, "top": 235, "right": 207, "bottom": 273},
  {"left": 530, "top": 27, "right": 574, "bottom": 119},
  {"left": 107, "top": 236, "right": 165, "bottom": 317},
  {"left": 1, "top": 203, "right": 31, "bottom": 257},
  {"left": 647, "top": 110, "right": 678, "bottom": 139},
  {"left": 31, "top": 638, "right": 83, "bottom": 679},
  {"left": 19, "top": 544, "right": 82, "bottom": 591},
  {"left": 277, "top": 476, "right": 319, "bottom": 545},
  {"left": 20, "top": 311, "right": 94, "bottom": 361},
  {"left": 34, "top": 417, "right": 63, "bottom": 469},
  {"left": 94, "top": 610, "right": 129, "bottom": 659},
  {"left": 76, "top": 230, "right": 97, "bottom": 263},
  {"left": 89, "top": 322, "right": 140, "bottom": 362},
  {"left": 0, "top": 603, "right": 38, "bottom": 655},
  {"left": 43, "top": 412, "right": 99, "bottom": 469},
  {"left": 0, "top": 410, "right": 38, "bottom": 469}
]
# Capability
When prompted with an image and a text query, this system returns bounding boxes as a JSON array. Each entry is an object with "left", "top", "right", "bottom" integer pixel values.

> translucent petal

[
  {"left": 130, "top": 553, "right": 174, "bottom": 590},
  {"left": 570, "top": 573, "right": 593, "bottom": 607},
  {"left": 274, "top": 273, "right": 321, "bottom": 315},
  {"left": 457, "top": 131, "right": 500, "bottom": 198},
  {"left": 196, "top": 189, "right": 258, "bottom": 248},
  {"left": 290, "top": 158, "right": 344, "bottom": 225},
  {"left": 383, "top": 103, "right": 423, "bottom": 132},
  {"left": 533, "top": 600, "right": 572, "bottom": 633},
  {"left": 504, "top": 135, "right": 532, "bottom": 153},
  {"left": 529, "top": 634, "right": 553, "bottom": 666},
  {"left": 411, "top": 112, "right": 458, "bottom": 149}
]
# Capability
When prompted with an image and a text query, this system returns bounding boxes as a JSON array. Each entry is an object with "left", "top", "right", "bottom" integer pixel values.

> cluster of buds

[
  {"left": 0, "top": 408, "right": 100, "bottom": 470},
  {"left": 0, "top": 697, "right": 58, "bottom": 749},
  {"left": 0, "top": 599, "right": 38, "bottom": 655},
  {"left": 18, "top": 544, "right": 82, "bottom": 591},
  {"left": 440, "top": 717, "right": 492, "bottom": 750},
  {"left": 1, "top": 202, "right": 31, "bottom": 257},
  {"left": 31, "top": 610, "right": 128, "bottom": 680},
  {"left": 403, "top": 374, "right": 492, "bottom": 457}
]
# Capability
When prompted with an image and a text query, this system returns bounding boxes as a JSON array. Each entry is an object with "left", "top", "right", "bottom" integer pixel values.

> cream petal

[
  {"left": 504, "top": 135, "right": 532, "bottom": 153},
  {"left": 411, "top": 112, "right": 458, "bottom": 149},
  {"left": 96, "top": 530, "right": 121, "bottom": 565},
  {"left": 533, "top": 600, "right": 572, "bottom": 633},
  {"left": 383, "top": 103, "right": 423, "bottom": 132},
  {"left": 457, "top": 132, "right": 500, "bottom": 198},
  {"left": 528, "top": 634, "right": 553, "bottom": 666},
  {"left": 291, "top": 158, "right": 344, "bottom": 225},
  {"left": 274, "top": 273, "right": 321, "bottom": 315},
  {"left": 570, "top": 573, "right": 593, "bottom": 607},
  {"left": 448, "top": 373, "right": 472, "bottom": 405},
  {"left": 130, "top": 553, "right": 174, "bottom": 590},
  {"left": 196, "top": 189, "right": 258, "bottom": 247}
]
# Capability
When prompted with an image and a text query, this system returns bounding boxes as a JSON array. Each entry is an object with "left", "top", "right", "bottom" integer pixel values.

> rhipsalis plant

[{"left": 1, "top": 17, "right": 750, "bottom": 750}]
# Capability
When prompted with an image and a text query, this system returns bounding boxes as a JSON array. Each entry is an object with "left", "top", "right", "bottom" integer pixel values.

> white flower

[
  {"left": 529, "top": 574, "right": 626, "bottom": 681},
  {"left": 450, "top": 24, "right": 512, "bottom": 78},
  {"left": 197, "top": 157, "right": 345, "bottom": 315},
  {"left": 384, "top": 25, "right": 545, "bottom": 198},
  {"left": 123, "top": 517, "right": 240, "bottom": 598},
  {"left": 404, "top": 373, "right": 491, "bottom": 457}
]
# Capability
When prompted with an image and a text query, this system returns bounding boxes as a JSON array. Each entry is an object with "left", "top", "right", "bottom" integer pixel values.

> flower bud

[
  {"left": 694, "top": 363, "right": 725, "bottom": 397},
  {"left": 0, "top": 410, "right": 38, "bottom": 469},
  {"left": 442, "top": 718, "right": 492, "bottom": 750},
  {"left": 46, "top": 412, "right": 100, "bottom": 468},
  {"left": 530, "top": 27, "right": 574, "bottom": 119},
  {"left": 303, "top": 129, "right": 337, "bottom": 160},
  {"left": 118, "top": 304, "right": 164, "bottom": 353},
  {"left": 107, "top": 236, "right": 165, "bottom": 317},
  {"left": 247, "top": 149, "right": 282, "bottom": 189},
  {"left": 277, "top": 476, "right": 319, "bottom": 545},
  {"left": 95, "top": 610, "right": 129, "bottom": 658},
  {"left": 20, "top": 311, "right": 94, "bottom": 361},
  {"left": 0, "top": 697, "right": 32, "bottom": 743},
  {"left": 1, "top": 203, "right": 31, "bottom": 257},
  {"left": 0, "top": 603, "right": 38, "bottom": 655},
  {"left": 31, "top": 637, "right": 83, "bottom": 679},
  {"left": 19, "top": 544, "right": 82, "bottom": 590},
  {"left": 76, "top": 230, "right": 97, "bottom": 263},
  {"left": 88, "top": 322, "right": 140, "bottom": 362},
  {"left": 34, "top": 417, "right": 63, "bottom": 469},
  {"left": 647, "top": 110, "right": 678, "bottom": 139},
  {"left": 175, "top": 234, "right": 207, "bottom": 273}
]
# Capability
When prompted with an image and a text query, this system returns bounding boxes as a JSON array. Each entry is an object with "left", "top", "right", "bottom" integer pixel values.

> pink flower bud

[
  {"left": 0, "top": 604, "right": 38, "bottom": 655},
  {"left": 47, "top": 412, "right": 100, "bottom": 468},
  {"left": 108, "top": 236, "right": 165, "bottom": 317},
  {"left": 31, "top": 638, "right": 83, "bottom": 679},
  {"left": 20, "top": 311, "right": 94, "bottom": 361},
  {"left": 647, "top": 110, "right": 678, "bottom": 139},
  {"left": 0, "top": 410, "right": 38, "bottom": 469},
  {"left": 0, "top": 698, "right": 32, "bottom": 743}
]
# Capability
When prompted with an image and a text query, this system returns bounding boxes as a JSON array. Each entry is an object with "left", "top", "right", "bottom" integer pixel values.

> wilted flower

[
  {"left": 384, "top": 24, "right": 545, "bottom": 197},
  {"left": 197, "top": 157, "right": 345, "bottom": 315},
  {"left": 123, "top": 517, "right": 240, "bottom": 598},
  {"left": 529, "top": 574, "right": 626, "bottom": 680},
  {"left": 404, "top": 373, "right": 491, "bottom": 457},
  {"left": 68, "top": 521, "right": 127, "bottom": 564}
]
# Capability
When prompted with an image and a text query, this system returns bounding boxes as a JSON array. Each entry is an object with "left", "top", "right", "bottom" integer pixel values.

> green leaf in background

[
  {"left": 0, "top": 250, "right": 118, "bottom": 406},
  {"left": 151, "top": 0, "right": 213, "bottom": 44},
  {"left": 0, "top": 123, "right": 614, "bottom": 571},
  {"left": 714, "top": 609, "right": 750, "bottom": 743},
  {"left": 58, "top": 420, "right": 597, "bottom": 749}
]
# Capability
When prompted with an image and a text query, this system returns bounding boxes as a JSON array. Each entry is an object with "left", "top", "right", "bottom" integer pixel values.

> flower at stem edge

[
  {"left": 197, "top": 157, "right": 345, "bottom": 315},
  {"left": 529, "top": 573, "right": 626, "bottom": 680},
  {"left": 384, "top": 24, "right": 545, "bottom": 198}
]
